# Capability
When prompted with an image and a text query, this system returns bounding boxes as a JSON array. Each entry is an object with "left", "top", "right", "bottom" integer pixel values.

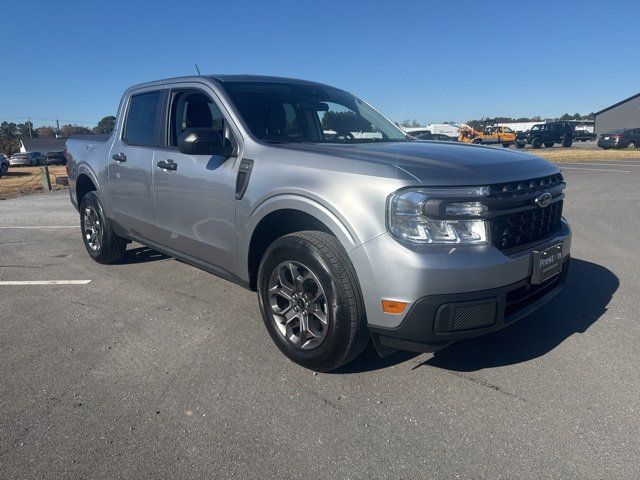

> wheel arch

[
  {"left": 242, "top": 195, "right": 360, "bottom": 290},
  {"left": 76, "top": 172, "right": 98, "bottom": 208}
]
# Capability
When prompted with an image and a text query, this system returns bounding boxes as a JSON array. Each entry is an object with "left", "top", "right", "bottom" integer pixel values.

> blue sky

[{"left": 2, "top": 0, "right": 639, "bottom": 127}]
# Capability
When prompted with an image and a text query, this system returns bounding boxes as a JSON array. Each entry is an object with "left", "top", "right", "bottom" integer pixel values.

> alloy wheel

[
  {"left": 268, "top": 261, "right": 329, "bottom": 350},
  {"left": 83, "top": 206, "right": 103, "bottom": 252}
]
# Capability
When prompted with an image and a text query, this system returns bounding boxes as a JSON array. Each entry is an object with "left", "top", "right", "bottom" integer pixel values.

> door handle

[
  {"left": 157, "top": 159, "right": 178, "bottom": 171},
  {"left": 112, "top": 153, "right": 127, "bottom": 162}
]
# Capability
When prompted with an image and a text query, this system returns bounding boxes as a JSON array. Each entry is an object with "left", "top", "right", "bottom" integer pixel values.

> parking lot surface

[{"left": 1, "top": 160, "right": 639, "bottom": 479}]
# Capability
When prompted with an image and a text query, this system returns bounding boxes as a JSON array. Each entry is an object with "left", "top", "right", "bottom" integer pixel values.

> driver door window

[{"left": 168, "top": 90, "right": 234, "bottom": 150}]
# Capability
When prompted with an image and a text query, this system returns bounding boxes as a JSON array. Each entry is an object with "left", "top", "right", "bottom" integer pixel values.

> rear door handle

[
  {"left": 112, "top": 152, "right": 127, "bottom": 162},
  {"left": 157, "top": 159, "right": 178, "bottom": 171}
]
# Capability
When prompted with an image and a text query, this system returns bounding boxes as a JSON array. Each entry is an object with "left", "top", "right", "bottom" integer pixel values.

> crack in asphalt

[{"left": 446, "top": 371, "right": 528, "bottom": 403}]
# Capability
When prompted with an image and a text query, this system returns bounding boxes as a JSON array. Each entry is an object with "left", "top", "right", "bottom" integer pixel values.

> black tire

[
  {"left": 544, "top": 142, "right": 554, "bottom": 148},
  {"left": 257, "top": 231, "right": 369, "bottom": 372},
  {"left": 561, "top": 137, "right": 573, "bottom": 148},
  {"left": 531, "top": 137, "right": 542, "bottom": 149},
  {"left": 79, "top": 191, "right": 127, "bottom": 264},
  {"left": 502, "top": 143, "right": 511, "bottom": 148},
  {"left": 516, "top": 142, "right": 525, "bottom": 149}
]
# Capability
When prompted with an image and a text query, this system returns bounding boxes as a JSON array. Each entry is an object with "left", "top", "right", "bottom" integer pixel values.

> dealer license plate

[{"left": 531, "top": 243, "right": 563, "bottom": 285}]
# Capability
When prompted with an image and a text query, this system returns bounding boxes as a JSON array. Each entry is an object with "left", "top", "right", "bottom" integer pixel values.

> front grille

[
  {"left": 505, "top": 273, "right": 562, "bottom": 320},
  {"left": 487, "top": 174, "right": 565, "bottom": 251},
  {"left": 491, "top": 200, "right": 563, "bottom": 250},
  {"left": 488, "top": 173, "right": 564, "bottom": 200}
]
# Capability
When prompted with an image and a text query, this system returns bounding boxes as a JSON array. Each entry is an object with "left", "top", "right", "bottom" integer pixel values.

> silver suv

[{"left": 65, "top": 75, "right": 571, "bottom": 371}]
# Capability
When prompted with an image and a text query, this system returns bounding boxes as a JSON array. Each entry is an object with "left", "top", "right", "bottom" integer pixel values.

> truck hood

[{"left": 281, "top": 141, "right": 559, "bottom": 186}]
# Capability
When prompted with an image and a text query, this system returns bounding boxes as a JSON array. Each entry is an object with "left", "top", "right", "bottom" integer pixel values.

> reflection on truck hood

[{"left": 280, "top": 141, "right": 559, "bottom": 186}]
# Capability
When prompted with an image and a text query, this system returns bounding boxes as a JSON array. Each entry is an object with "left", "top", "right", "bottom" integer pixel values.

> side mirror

[{"left": 178, "top": 128, "right": 232, "bottom": 156}]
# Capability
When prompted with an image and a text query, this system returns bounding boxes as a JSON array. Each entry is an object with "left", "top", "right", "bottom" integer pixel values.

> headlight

[{"left": 387, "top": 187, "right": 490, "bottom": 245}]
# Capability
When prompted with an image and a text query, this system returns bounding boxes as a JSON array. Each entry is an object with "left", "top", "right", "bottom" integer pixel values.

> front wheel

[
  {"left": 79, "top": 191, "right": 127, "bottom": 264},
  {"left": 257, "top": 231, "right": 369, "bottom": 372},
  {"left": 531, "top": 137, "right": 542, "bottom": 149}
]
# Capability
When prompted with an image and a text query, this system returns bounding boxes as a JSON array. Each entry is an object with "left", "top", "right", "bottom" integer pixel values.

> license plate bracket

[{"left": 532, "top": 243, "right": 563, "bottom": 285}]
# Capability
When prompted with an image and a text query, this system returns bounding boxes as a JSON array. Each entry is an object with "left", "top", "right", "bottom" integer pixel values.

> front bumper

[
  {"left": 348, "top": 219, "right": 571, "bottom": 352},
  {"left": 369, "top": 257, "right": 569, "bottom": 353},
  {"left": 597, "top": 139, "right": 619, "bottom": 149}
]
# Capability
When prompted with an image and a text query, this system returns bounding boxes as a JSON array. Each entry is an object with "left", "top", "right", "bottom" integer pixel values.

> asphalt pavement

[{"left": 1, "top": 160, "right": 638, "bottom": 479}]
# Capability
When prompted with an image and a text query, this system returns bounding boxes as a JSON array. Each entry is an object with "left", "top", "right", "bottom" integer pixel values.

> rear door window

[{"left": 123, "top": 91, "right": 161, "bottom": 147}]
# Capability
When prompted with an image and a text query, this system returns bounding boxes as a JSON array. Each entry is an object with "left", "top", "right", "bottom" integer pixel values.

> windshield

[{"left": 221, "top": 81, "right": 408, "bottom": 144}]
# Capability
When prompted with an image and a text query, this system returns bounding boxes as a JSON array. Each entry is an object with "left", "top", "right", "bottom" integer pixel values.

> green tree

[
  {"left": 60, "top": 124, "right": 92, "bottom": 137},
  {"left": 0, "top": 122, "right": 21, "bottom": 155},
  {"left": 36, "top": 126, "right": 57, "bottom": 138},
  {"left": 93, "top": 116, "right": 116, "bottom": 134},
  {"left": 399, "top": 119, "right": 421, "bottom": 128},
  {"left": 17, "top": 121, "right": 37, "bottom": 138}
]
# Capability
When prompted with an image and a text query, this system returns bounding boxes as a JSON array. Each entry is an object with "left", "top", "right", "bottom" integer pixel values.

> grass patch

[
  {"left": 0, "top": 165, "right": 68, "bottom": 200},
  {"left": 518, "top": 147, "right": 640, "bottom": 163}
]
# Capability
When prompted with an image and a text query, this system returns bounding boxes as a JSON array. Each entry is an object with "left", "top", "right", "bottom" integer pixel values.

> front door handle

[
  {"left": 157, "top": 159, "right": 178, "bottom": 171},
  {"left": 112, "top": 152, "right": 127, "bottom": 162}
]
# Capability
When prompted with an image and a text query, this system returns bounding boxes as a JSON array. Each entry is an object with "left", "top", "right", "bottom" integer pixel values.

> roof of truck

[
  {"left": 128, "top": 74, "right": 338, "bottom": 92},
  {"left": 207, "top": 74, "right": 335, "bottom": 88}
]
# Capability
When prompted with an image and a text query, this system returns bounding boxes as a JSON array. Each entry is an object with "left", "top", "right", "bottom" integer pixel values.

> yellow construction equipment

[{"left": 458, "top": 126, "right": 516, "bottom": 147}]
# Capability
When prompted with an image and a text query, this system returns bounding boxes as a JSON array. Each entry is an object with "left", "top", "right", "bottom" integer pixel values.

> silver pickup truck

[{"left": 65, "top": 75, "right": 571, "bottom": 371}]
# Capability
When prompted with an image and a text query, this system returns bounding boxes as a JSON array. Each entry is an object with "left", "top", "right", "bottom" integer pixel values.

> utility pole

[
  {"left": 28, "top": 117, "right": 32, "bottom": 138},
  {"left": 56, "top": 117, "right": 60, "bottom": 136}
]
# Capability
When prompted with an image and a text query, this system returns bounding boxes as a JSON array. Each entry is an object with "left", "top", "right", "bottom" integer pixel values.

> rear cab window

[{"left": 123, "top": 91, "right": 161, "bottom": 146}]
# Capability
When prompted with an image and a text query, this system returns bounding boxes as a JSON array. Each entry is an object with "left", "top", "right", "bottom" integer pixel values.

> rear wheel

[
  {"left": 257, "top": 231, "right": 369, "bottom": 372},
  {"left": 531, "top": 137, "right": 542, "bottom": 149},
  {"left": 79, "top": 191, "right": 127, "bottom": 264}
]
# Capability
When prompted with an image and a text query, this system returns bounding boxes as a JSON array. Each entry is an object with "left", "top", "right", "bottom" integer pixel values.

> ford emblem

[{"left": 536, "top": 192, "right": 552, "bottom": 208}]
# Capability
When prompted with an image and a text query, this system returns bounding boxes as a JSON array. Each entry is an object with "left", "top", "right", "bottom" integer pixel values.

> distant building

[
  {"left": 594, "top": 92, "right": 640, "bottom": 135},
  {"left": 19, "top": 137, "right": 68, "bottom": 154}
]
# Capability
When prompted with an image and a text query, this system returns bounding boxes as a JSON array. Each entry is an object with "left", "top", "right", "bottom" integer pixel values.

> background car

[
  {"left": 522, "top": 121, "right": 575, "bottom": 148},
  {"left": 45, "top": 151, "right": 67, "bottom": 165},
  {"left": 415, "top": 132, "right": 454, "bottom": 141},
  {"left": 597, "top": 128, "right": 640, "bottom": 149},
  {"left": 407, "top": 129, "right": 433, "bottom": 138},
  {"left": 8, "top": 152, "right": 46, "bottom": 166}
]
